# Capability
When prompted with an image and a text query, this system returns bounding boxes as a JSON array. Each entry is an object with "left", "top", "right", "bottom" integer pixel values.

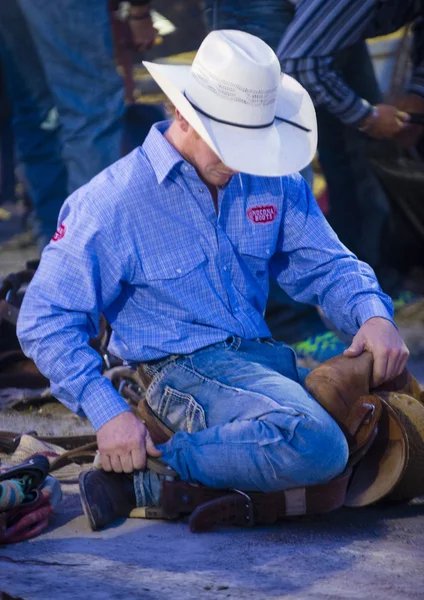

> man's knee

[
  {"left": 295, "top": 416, "right": 349, "bottom": 485},
  {"left": 261, "top": 411, "right": 349, "bottom": 490}
]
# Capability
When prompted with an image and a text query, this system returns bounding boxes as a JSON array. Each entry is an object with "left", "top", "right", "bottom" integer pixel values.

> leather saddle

[{"left": 133, "top": 351, "right": 424, "bottom": 532}]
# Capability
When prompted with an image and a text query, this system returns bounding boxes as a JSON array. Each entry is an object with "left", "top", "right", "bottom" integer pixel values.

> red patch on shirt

[
  {"left": 247, "top": 205, "right": 277, "bottom": 224},
  {"left": 52, "top": 223, "right": 66, "bottom": 242}
]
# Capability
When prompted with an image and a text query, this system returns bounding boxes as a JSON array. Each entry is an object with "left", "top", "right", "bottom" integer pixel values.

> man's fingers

[
  {"left": 397, "top": 110, "right": 410, "bottom": 123},
  {"left": 392, "top": 348, "right": 410, "bottom": 380},
  {"left": 145, "top": 430, "right": 163, "bottom": 457},
  {"left": 372, "top": 353, "right": 389, "bottom": 387},
  {"left": 110, "top": 454, "right": 123, "bottom": 473},
  {"left": 343, "top": 337, "right": 364, "bottom": 357},
  {"left": 385, "top": 351, "right": 400, "bottom": 383},
  {"left": 131, "top": 447, "right": 145, "bottom": 471},
  {"left": 120, "top": 453, "right": 134, "bottom": 474},
  {"left": 101, "top": 454, "right": 112, "bottom": 472}
]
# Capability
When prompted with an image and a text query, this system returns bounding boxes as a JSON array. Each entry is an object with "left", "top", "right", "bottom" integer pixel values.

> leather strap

[
  {"left": 0, "top": 430, "right": 96, "bottom": 454},
  {"left": 160, "top": 468, "right": 352, "bottom": 532},
  {"left": 49, "top": 442, "right": 98, "bottom": 473},
  {"left": 137, "top": 363, "right": 154, "bottom": 391}
]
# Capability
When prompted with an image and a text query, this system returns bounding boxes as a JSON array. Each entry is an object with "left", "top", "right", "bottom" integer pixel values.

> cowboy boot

[
  {"left": 304, "top": 351, "right": 382, "bottom": 455},
  {"left": 79, "top": 469, "right": 137, "bottom": 531},
  {"left": 80, "top": 457, "right": 179, "bottom": 531}
]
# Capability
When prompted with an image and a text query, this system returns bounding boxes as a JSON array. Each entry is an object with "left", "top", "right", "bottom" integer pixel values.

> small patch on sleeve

[{"left": 52, "top": 223, "right": 66, "bottom": 242}]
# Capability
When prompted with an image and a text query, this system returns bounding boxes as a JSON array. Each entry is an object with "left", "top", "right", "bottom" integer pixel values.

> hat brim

[{"left": 143, "top": 61, "right": 317, "bottom": 177}]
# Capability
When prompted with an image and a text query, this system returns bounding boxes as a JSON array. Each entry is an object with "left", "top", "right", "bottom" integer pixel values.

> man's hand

[
  {"left": 394, "top": 93, "right": 424, "bottom": 148},
  {"left": 361, "top": 104, "right": 410, "bottom": 139},
  {"left": 128, "top": 5, "right": 157, "bottom": 51},
  {"left": 343, "top": 317, "right": 409, "bottom": 387},
  {"left": 97, "top": 411, "right": 162, "bottom": 473}
]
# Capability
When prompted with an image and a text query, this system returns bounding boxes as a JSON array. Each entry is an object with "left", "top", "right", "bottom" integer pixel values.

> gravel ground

[{"left": 1, "top": 227, "right": 424, "bottom": 600}]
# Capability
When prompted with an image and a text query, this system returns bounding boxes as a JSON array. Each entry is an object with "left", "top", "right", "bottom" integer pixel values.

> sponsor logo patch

[
  {"left": 52, "top": 223, "right": 66, "bottom": 242},
  {"left": 247, "top": 204, "right": 277, "bottom": 224}
]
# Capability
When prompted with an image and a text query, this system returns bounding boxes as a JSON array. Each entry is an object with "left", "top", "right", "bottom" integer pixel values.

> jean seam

[
  {"left": 224, "top": 335, "right": 242, "bottom": 351},
  {"left": 146, "top": 360, "right": 179, "bottom": 405},
  {"left": 176, "top": 361, "right": 245, "bottom": 393},
  {"left": 161, "top": 385, "right": 207, "bottom": 432}
]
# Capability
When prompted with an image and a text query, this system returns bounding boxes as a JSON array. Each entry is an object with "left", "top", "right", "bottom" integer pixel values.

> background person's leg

[
  {"left": 0, "top": 0, "right": 67, "bottom": 244},
  {"left": 318, "top": 40, "right": 401, "bottom": 295},
  {"left": 134, "top": 339, "right": 348, "bottom": 506},
  {"left": 18, "top": 0, "right": 125, "bottom": 194}
]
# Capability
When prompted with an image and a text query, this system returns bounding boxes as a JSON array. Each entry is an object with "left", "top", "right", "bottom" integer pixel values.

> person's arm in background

[
  {"left": 17, "top": 190, "right": 160, "bottom": 472},
  {"left": 276, "top": 0, "right": 409, "bottom": 137},
  {"left": 272, "top": 174, "right": 409, "bottom": 385},
  {"left": 395, "top": 12, "right": 424, "bottom": 147},
  {"left": 128, "top": 0, "right": 157, "bottom": 50}
]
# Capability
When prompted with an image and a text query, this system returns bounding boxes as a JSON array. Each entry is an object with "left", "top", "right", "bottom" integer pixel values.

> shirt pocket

[
  {"left": 237, "top": 236, "right": 273, "bottom": 281},
  {"left": 141, "top": 244, "right": 207, "bottom": 282}
]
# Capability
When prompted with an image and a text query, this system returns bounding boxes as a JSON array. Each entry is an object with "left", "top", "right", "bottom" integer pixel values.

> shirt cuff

[
  {"left": 80, "top": 376, "right": 132, "bottom": 431},
  {"left": 347, "top": 98, "right": 373, "bottom": 127},
  {"left": 354, "top": 297, "right": 395, "bottom": 329}
]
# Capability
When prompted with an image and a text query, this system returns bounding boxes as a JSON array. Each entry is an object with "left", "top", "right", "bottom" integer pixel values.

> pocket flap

[{"left": 142, "top": 246, "right": 206, "bottom": 280}]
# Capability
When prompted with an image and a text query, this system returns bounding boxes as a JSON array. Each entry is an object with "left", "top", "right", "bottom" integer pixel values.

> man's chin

[{"left": 215, "top": 173, "right": 234, "bottom": 186}]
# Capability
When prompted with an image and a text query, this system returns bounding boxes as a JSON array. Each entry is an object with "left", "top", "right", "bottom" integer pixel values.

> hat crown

[{"left": 186, "top": 30, "right": 281, "bottom": 127}]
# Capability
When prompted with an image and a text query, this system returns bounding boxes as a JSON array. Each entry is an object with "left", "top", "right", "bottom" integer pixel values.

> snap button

[
  {"left": 176, "top": 268, "right": 182, "bottom": 274},
  {"left": 265, "top": 249, "right": 270, "bottom": 255},
  {"left": 199, "top": 188, "right": 204, "bottom": 193}
]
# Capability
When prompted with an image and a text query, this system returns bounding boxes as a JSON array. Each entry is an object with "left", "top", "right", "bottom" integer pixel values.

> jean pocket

[{"left": 156, "top": 385, "right": 207, "bottom": 434}]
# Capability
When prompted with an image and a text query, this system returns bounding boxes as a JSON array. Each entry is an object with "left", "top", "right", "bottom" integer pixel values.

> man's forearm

[{"left": 280, "top": 56, "right": 372, "bottom": 126}]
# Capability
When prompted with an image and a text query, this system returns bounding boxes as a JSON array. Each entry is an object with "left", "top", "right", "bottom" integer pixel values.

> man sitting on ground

[{"left": 17, "top": 30, "right": 409, "bottom": 530}]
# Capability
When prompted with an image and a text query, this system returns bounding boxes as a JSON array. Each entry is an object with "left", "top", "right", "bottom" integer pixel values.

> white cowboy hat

[{"left": 143, "top": 29, "right": 317, "bottom": 177}]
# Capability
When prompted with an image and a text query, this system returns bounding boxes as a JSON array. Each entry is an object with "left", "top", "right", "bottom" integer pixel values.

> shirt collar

[{"left": 142, "top": 120, "right": 185, "bottom": 184}]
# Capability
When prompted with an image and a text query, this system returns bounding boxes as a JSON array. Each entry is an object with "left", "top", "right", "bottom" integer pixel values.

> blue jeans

[
  {"left": 18, "top": 0, "right": 125, "bottom": 195},
  {"left": 0, "top": 0, "right": 67, "bottom": 240},
  {"left": 133, "top": 337, "right": 348, "bottom": 507}
]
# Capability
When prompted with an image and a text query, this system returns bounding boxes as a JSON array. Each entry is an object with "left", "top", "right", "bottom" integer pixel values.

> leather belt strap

[
  {"left": 160, "top": 468, "right": 352, "bottom": 532},
  {"left": 137, "top": 363, "right": 154, "bottom": 390}
]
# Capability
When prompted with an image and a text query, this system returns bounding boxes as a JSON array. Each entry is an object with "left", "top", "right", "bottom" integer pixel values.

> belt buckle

[{"left": 231, "top": 488, "right": 255, "bottom": 527}]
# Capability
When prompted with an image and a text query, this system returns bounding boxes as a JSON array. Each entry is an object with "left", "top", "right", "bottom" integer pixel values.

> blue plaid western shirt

[{"left": 17, "top": 121, "right": 394, "bottom": 430}]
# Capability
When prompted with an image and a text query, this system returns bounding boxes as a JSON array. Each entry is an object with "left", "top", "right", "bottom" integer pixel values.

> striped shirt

[
  {"left": 277, "top": 0, "right": 424, "bottom": 125},
  {"left": 17, "top": 121, "right": 393, "bottom": 430}
]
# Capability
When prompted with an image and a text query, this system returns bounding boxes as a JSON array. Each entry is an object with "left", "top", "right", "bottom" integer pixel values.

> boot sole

[{"left": 78, "top": 470, "right": 100, "bottom": 531}]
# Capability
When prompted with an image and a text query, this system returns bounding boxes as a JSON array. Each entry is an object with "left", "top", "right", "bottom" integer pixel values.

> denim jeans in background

[
  {"left": 133, "top": 337, "right": 348, "bottom": 507},
  {"left": 18, "top": 0, "right": 125, "bottom": 195},
  {"left": 0, "top": 0, "right": 67, "bottom": 241}
]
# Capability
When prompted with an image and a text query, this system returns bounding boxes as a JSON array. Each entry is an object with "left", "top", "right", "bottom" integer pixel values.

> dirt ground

[{"left": 1, "top": 230, "right": 424, "bottom": 600}]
